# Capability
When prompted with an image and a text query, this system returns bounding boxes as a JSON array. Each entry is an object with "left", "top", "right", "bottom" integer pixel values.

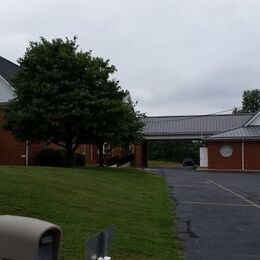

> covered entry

[
  {"left": 135, "top": 113, "right": 253, "bottom": 168},
  {"left": 145, "top": 139, "right": 201, "bottom": 168}
]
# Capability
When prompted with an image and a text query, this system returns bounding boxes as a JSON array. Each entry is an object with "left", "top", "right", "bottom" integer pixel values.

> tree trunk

[
  {"left": 98, "top": 144, "right": 104, "bottom": 167},
  {"left": 64, "top": 139, "right": 74, "bottom": 167},
  {"left": 64, "top": 149, "right": 74, "bottom": 167}
]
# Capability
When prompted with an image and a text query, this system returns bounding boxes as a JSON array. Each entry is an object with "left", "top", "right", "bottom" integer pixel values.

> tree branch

[{"left": 52, "top": 142, "right": 66, "bottom": 149}]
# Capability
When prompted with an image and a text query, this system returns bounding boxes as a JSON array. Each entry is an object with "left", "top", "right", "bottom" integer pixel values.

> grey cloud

[{"left": 1, "top": 0, "right": 260, "bottom": 115}]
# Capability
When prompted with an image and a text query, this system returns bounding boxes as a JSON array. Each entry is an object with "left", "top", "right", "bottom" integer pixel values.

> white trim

[
  {"left": 205, "top": 137, "right": 260, "bottom": 141},
  {"left": 144, "top": 135, "right": 202, "bottom": 140},
  {"left": 0, "top": 74, "right": 15, "bottom": 92},
  {"left": 244, "top": 111, "right": 260, "bottom": 127},
  {"left": 0, "top": 75, "right": 15, "bottom": 102}
]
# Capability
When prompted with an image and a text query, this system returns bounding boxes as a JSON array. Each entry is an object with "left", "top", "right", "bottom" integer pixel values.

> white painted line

[
  {"left": 179, "top": 201, "right": 254, "bottom": 207},
  {"left": 173, "top": 185, "right": 213, "bottom": 188},
  {"left": 206, "top": 178, "right": 260, "bottom": 209}
]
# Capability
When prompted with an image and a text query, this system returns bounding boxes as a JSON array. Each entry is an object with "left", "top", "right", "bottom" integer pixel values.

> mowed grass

[
  {"left": 148, "top": 160, "right": 182, "bottom": 168},
  {"left": 0, "top": 166, "right": 181, "bottom": 260}
]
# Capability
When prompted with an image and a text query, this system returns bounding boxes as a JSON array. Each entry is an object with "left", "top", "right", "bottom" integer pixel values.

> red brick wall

[
  {"left": 85, "top": 144, "right": 98, "bottom": 165},
  {"left": 133, "top": 142, "right": 147, "bottom": 168},
  {"left": 134, "top": 144, "right": 143, "bottom": 167},
  {"left": 111, "top": 147, "right": 125, "bottom": 157},
  {"left": 28, "top": 143, "right": 44, "bottom": 165},
  {"left": 0, "top": 130, "right": 43, "bottom": 165},
  {"left": 244, "top": 142, "right": 260, "bottom": 170},
  {"left": 0, "top": 130, "right": 26, "bottom": 165},
  {"left": 208, "top": 142, "right": 242, "bottom": 170}
]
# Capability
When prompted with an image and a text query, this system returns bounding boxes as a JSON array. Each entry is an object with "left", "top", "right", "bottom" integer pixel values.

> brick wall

[
  {"left": 207, "top": 142, "right": 242, "bottom": 170},
  {"left": 133, "top": 142, "right": 148, "bottom": 168},
  {"left": 85, "top": 144, "right": 98, "bottom": 165},
  {"left": 0, "top": 130, "right": 43, "bottom": 165},
  {"left": 0, "top": 130, "right": 26, "bottom": 165},
  {"left": 134, "top": 144, "right": 143, "bottom": 167},
  {"left": 244, "top": 141, "right": 260, "bottom": 170},
  {"left": 28, "top": 143, "right": 45, "bottom": 165}
]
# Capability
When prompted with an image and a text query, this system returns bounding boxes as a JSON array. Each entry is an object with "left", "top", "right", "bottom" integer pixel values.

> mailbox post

[
  {"left": 85, "top": 225, "right": 114, "bottom": 260},
  {"left": 0, "top": 215, "right": 61, "bottom": 260}
]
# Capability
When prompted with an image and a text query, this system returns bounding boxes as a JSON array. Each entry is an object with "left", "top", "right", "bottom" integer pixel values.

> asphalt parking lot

[{"left": 150, "top": 168, "right": 260, "bottom": 260}]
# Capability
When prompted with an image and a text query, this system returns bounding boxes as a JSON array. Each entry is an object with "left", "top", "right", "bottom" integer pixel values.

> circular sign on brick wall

[{"left": 220, "top": 145, "right": 233, "bottom": 158}]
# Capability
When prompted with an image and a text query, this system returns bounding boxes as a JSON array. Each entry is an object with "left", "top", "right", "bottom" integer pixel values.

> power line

[
  {"left": 145, "top": 106, "right": 247, "bottom": 123},
  {"left": 210, "top": 106, "right": 243, "bottom": 115}
]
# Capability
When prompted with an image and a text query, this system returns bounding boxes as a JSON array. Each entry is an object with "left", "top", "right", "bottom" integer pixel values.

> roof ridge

[
  {"left": 0, "top": 56, "right": 19, "bottom": 68},
  {"left": 146, "top": 113, "right": 254, "bottom": 119},
  {"left": 205, "top": 125, "right": 260, "bottom": 140},
  {"left": 243, "top": 110, "right": 260, "bottom": 127},
  {"left": 206, "top": 125, "right": 244, "bottom": 138}
]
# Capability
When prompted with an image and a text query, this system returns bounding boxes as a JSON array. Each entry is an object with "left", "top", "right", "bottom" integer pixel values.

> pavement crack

[{"left": 185, "top": 219, "right": 199, "bottom": 238}]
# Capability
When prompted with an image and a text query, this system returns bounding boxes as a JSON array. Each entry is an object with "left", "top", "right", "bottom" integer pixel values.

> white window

[
  {"left": 103, "top": 143, "right": 110, "bottom": 154},
  {"left": 220, "top": 145, "right": 233, "bottom": 158}
]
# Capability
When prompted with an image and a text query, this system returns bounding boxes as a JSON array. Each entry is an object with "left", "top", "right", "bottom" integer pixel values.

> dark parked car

[{"left": 182, "top": 158, "right": 195, "bottom": 167}]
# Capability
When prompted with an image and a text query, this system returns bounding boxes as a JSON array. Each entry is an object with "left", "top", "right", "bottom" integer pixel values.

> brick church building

[
  {"left": 1, "top": 55, "right": 260, "bottom": 170},
  {"left": 0, "top": 56, "right": 129, "bottom": 166}
]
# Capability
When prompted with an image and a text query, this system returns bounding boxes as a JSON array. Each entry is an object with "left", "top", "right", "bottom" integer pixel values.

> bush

[
  {"left": 37, "top": 149, "right": 65, "bottom": 167},
  {"left": 37, "top": 149, "right": 86, "bottom": 167},
  {"left": 74, "top": 153, "right": 86, "bottom": 166}
]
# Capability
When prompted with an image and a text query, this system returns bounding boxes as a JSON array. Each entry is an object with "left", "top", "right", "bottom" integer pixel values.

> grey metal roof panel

[
  {"left": 0, "top": 56, "right": 19, "bottom": 84},
  {"left": 143, "top": 114, "right": 254, "bottom": 136},
  {"left": 205, "top": 126, "right": 260, "bottom": 140}
]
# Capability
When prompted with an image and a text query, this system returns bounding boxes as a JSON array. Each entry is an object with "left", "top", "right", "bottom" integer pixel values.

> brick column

[{"left": 134, "top": 141, "right": 148, "bottom": 168}]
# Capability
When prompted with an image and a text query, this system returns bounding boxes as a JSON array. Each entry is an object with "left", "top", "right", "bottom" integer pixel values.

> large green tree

[
  {"left": 242, "top": 89, "right": 260, "bottom": 113},
  {"left": 233, "top": 89, "right": 260, "bottom": 113},
  {"left": 5, "top": 37, "right": 144, "bottom": 166},
  {"left": 90, "top": 90, "right": 144, "bottom": 166}
]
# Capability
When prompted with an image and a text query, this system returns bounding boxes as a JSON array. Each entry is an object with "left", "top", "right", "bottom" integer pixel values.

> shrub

[
  {"left": 74, "top": 153, "right": 86, "bottom": 166},
  {"left": 37, "top": 149, "right": 86, "bottom": 167},
  {"left": 37, "top": 149, "right": 65, "bottom": 167}
]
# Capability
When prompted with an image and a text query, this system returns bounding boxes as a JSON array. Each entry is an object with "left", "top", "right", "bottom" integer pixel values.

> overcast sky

[{"left": 1, "top": 0, "right": 260, "bottom": 116}]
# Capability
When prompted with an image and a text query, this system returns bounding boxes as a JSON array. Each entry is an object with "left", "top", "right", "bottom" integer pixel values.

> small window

[
  {"left": 220, "top": 145, "right": 233, "bottom": 158},
  {"left": 103, "top": 143, "right": 110, "bottom": 154}
]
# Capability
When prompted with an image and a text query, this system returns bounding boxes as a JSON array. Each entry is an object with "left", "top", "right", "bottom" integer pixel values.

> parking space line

[
  {"left": 207, "top": 178, "right": 260, "bottom": 209},
  {"left": 179, "top": 201, "right": 254, "bottom": 207},
  {"left": 173, "top": 185, "right": 213, "bottom": 188}
]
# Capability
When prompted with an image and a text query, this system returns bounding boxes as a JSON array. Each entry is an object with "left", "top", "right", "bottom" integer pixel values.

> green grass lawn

[
  {"left": 148, "top": 160, "right": 182, "bottom": 168},
  {"left": 0, "top": 166, "right": 181, "bottom": 259}
]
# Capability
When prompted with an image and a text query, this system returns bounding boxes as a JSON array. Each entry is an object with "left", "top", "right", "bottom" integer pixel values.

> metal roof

[
  {"left": 143, "top": 114, "right": 254, "bottom": 138},
  {"left": 0, "top": 56, "right": 19, "bottom": 84},
  {"left": 205, "top": 126, "right": 260, "bottom": 140}
]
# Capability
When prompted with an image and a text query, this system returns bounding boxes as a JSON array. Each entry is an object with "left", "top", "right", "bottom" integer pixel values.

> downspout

[
  {"left": 90, "top": 144, "right": 93, "bottom": 161},
  {"left": 241, "top": 139, "right": 245, "bottom": 172},
  {"left": 25, "top": 140, "right": 29, "bottom": 166}
]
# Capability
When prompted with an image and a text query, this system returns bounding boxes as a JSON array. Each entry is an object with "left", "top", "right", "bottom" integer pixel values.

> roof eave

[{"left": 205, "top": 137, "right": 260, "bottom": 141}]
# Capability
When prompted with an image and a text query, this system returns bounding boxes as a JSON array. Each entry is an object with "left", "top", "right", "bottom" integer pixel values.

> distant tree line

[{"left": 148, "top": 140, "right": 200, "bottom": 164}]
